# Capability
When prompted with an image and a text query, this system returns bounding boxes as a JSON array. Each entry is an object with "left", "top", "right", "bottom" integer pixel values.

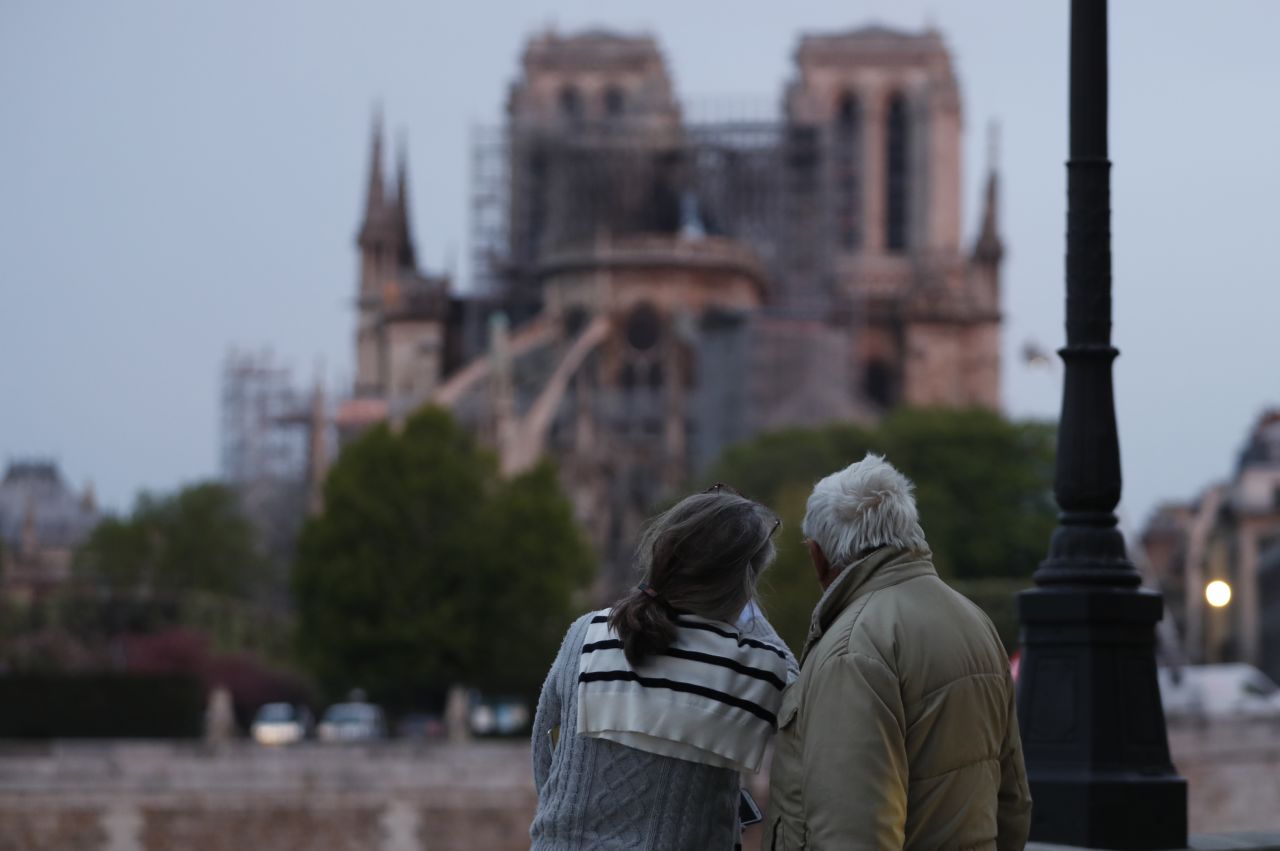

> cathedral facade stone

[{"left": 339, "top": 26, "right": 1004, "bottom": 593}]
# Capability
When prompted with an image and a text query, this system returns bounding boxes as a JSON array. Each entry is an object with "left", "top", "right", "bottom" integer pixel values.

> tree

[
  {"left": 877, "top": 408, "right": 1056, "bottom": 582},
  {"left": 470, "top": 461, "right": 594, "bottom": 692},
  {"left": 750, "top": 481, "right": 824, "bottom": 659},
  {"left": 701, "top": 409, "right": 1055, "bottom": 652},
  {"left": 291, "top": 407, "right": 592, "bottom": 709},
  {"left": 75, "top": 482, "right": 267, "bottom": 600}
]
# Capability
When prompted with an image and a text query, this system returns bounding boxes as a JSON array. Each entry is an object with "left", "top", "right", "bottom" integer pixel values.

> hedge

[{"left": 0, "top": 674, "right": 205, "bottom": 738}]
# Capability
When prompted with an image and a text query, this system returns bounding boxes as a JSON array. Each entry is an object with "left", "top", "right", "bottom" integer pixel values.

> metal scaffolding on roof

[{"left": 467, "top": 105, "right": 860, "bottom": 318}]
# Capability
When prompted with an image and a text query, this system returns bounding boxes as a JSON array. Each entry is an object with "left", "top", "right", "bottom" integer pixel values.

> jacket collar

[{"left": 800, "top": 546, "right": 936, "bottom": 665}]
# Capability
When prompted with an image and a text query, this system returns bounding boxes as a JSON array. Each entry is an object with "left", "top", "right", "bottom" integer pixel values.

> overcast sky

[{"left": 2, "top": 1, "right": 1278, "bottom": 533}]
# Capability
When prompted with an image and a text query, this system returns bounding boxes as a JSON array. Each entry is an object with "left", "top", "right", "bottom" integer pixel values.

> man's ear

[{"left": 808, "top": 539, "right": 835, "bottom": 590}]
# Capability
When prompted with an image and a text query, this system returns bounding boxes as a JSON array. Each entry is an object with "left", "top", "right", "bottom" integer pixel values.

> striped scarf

[{"left": 576, "top": 608, "right": 789, "bottom": 773}]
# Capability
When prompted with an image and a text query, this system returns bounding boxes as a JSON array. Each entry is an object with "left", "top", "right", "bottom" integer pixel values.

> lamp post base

[
  {"left": 1027, "top": 772, "right": 1188, "bottom": 850},
  {"left": 1017, "top": 586, "right": 1188, "bottom": 850}
]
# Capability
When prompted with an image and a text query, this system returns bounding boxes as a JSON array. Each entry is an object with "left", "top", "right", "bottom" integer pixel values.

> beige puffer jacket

[{"left": 765, "top": 547, "right": 1031, "bottom": 850}]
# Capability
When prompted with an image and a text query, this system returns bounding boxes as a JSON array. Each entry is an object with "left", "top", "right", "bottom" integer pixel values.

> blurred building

[
  {"left": 337, "top": 26, "right": 1005, "bottom": 592},
  {"left": 1143, "top": 409, "right": 1280, "bottom": 682},
  {"left": 0, "top": 461, "right": 100, "bottom": 602}
]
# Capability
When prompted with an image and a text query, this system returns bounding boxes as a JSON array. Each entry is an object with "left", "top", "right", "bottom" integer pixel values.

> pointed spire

[
  {"left": 394, "top": 132, "right": 417, "bottom": 267},
  {"left": 360, "top": 106, "right": 387, "bottom": 241},
  {"left": 395, "top": 133, "right": 409, "bottom": 209},
  {"left": 974, "top": 120, "right": 1003, "bottom": 264}
]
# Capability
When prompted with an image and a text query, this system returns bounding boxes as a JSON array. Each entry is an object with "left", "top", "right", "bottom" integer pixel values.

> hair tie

[{"left": 637, "top": 582, "right": 660, "bottom": 600}]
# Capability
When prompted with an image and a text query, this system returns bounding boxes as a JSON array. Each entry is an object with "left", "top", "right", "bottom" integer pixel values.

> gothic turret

[
  {"left": 358, "top": 111, "right": 387, "bottom": 251},
  {"left": 393, "top": 140, "right": 417, "bottom": 270},
  {"left": 973, "top": 123, "right": 1004, "bottom": 266},
  {"left": 350, "top": 109, "right": 450, "bottom": 405},
  {"left": 357, "top": 111, "right": 415, "bottom": 287}
]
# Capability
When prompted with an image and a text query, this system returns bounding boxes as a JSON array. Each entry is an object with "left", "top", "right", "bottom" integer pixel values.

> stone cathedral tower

[
  {"left": 785, "top": 27, "right": 1001, "bottom": 409},
  {"left": 339, "top": 25, "right": 1005, "bottom": 593}
]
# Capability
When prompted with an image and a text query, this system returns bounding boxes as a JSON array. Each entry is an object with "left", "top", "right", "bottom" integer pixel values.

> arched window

[
  {"left": 625, "top": 303, "right": 662, "bottom": 351},
  {"left": 886, "top": 94, "right": 910, "bottom": 252},
  {"left": 559, "top": 85, "right": 582, "bottom": 123},
  {"left": 604, "top": 86, "right": 625, "bottom": 119},
  {"left": 835, "top": 92, "right": 862, "bottom": 250}
]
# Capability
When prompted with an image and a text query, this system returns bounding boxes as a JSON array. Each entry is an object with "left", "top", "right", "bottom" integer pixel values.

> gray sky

[{"left": 2, "top": 0, "right": 1278, "bottom": 533}]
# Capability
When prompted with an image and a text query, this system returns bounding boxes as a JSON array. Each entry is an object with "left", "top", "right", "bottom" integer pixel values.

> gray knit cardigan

[{"left": 530, "top": 610, "right": 798, "bottom": 851}]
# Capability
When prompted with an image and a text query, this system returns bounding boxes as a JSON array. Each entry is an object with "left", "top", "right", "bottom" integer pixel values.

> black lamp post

[{"left": 1015, "top": 1, "right": 1188, "bottom": 848}]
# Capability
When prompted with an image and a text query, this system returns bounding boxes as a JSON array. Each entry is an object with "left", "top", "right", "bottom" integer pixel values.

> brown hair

[{"left": 607, "top": 487, "right": 779, "bottom": 667}]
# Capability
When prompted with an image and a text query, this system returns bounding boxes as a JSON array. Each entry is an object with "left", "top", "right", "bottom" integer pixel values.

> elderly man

[{"left": 765, "top": 454, "right": 1031, "bottom": 850}]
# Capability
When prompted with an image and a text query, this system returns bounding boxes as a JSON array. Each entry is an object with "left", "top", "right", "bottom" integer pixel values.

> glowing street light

[{"left": 1205, "top": 580, "right": 1232, "bottom": 609}]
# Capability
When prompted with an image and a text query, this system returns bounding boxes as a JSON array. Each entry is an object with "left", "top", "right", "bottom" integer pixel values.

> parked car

[
  {"left": 317, "top": 701, "right": 387, "bottom": 742},
  {"left": 1159, "top": 663, "right": 1280, "bottom": 721},
  {"left": 469, "top": 695, "right": 530, "bottom": 736},
  {"left": 395, "top": 712, "right": 445, "bottom": 740},
  {"left": 250, "top": 702, "right": 313, "bottom": 746}
]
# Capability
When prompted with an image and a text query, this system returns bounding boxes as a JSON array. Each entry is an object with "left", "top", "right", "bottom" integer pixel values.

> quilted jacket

[{"left": 765, "top": 546, "right": 1031, "bottom": 850}]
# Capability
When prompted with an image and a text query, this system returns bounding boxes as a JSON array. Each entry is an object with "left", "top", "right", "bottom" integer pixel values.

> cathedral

[{"left": 334, "top": 26, "right": 1004, "bottom": 592}]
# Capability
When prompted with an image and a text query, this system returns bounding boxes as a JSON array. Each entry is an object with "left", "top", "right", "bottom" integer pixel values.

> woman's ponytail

[{"left": 608, "top": 586, "right": 677, "bottom": 667}]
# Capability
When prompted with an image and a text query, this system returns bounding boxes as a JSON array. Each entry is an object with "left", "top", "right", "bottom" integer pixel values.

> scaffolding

[
  {"left": 467, "top": 105, "right": 853, "bottom": 316},
  {"left": 469, "top": 124, "right": 511, "bottom": 300},
  {"left": 219, "top": 349, "right": 323, "bottom": 565},
  {"left": 220, "top": 349, "right": 309, "bottom": 485}
]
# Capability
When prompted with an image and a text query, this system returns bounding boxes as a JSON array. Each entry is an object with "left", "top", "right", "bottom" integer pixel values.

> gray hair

[
  {"left": 609, "top": 489, "right": 778, "bottom": 666},
  {"left": 802, "top": 453, "right": 927, "bottom": 570}
]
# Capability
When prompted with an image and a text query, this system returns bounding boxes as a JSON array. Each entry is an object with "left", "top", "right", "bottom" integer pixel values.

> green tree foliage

[
  {"left": 702, "top": 409, "right": 1055, "bottom": 652},
  {"left": 751, "top": 481, "right": 823, "bottom": 659},
  {"left": 472, "top": 462, "right": 595, "bottom": 691},
  {"left": 875, "top": 409, "right": 1056, "bottom": 582},
  {"left": 75, "top": 482, "right": 266, "bottom": 600},
  {"left": 291, "top": 408, "right": 593, "bottom": 708}
]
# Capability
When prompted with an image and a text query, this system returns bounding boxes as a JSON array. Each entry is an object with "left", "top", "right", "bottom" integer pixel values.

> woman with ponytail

[{"left": 530, "top": 486, "right": 797, "bottom": 851}]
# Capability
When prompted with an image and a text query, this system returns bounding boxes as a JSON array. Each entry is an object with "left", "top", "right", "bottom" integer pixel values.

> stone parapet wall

[
  {"left": 0, "top": 719, "right": 1276, "bottom": 851},
  {"left": 0, "top": 742, "right": 537, "bottom": 851}
]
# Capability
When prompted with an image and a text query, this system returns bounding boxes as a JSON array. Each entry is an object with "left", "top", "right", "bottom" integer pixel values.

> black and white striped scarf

[{"left": 576, "top": 608, "right": 789, "bottom": 772}]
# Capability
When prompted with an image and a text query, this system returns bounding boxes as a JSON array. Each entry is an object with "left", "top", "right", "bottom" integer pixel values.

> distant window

[
  {"left": 886, "top": 94, "right": 910, "bottom": 252},
  {"left": 835, "top": 92, "right": 862, "bottom": 250},
  {"left": 604, "top": 86, "right": 625, "bottom": 118},
  {"left": 559, "top": 85, "right": 583, "bottom": 122},
  {"left": 837, "top": 92, "right": 858, "bottom": 127},
  {"left": 525, "top": 150, "right": 549, "bottom": 258},
  {"left": 620, "top": 362, "right": 637, "bottom": 391},
  {"left": 865, "top": 358, "right": 892, "bottom": 407},
  {"left": 257, "top": 704, "right": 295, "bottom": 722},
  {"left": 626, "top": 303, "right": 662, "bottom": 351}
]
